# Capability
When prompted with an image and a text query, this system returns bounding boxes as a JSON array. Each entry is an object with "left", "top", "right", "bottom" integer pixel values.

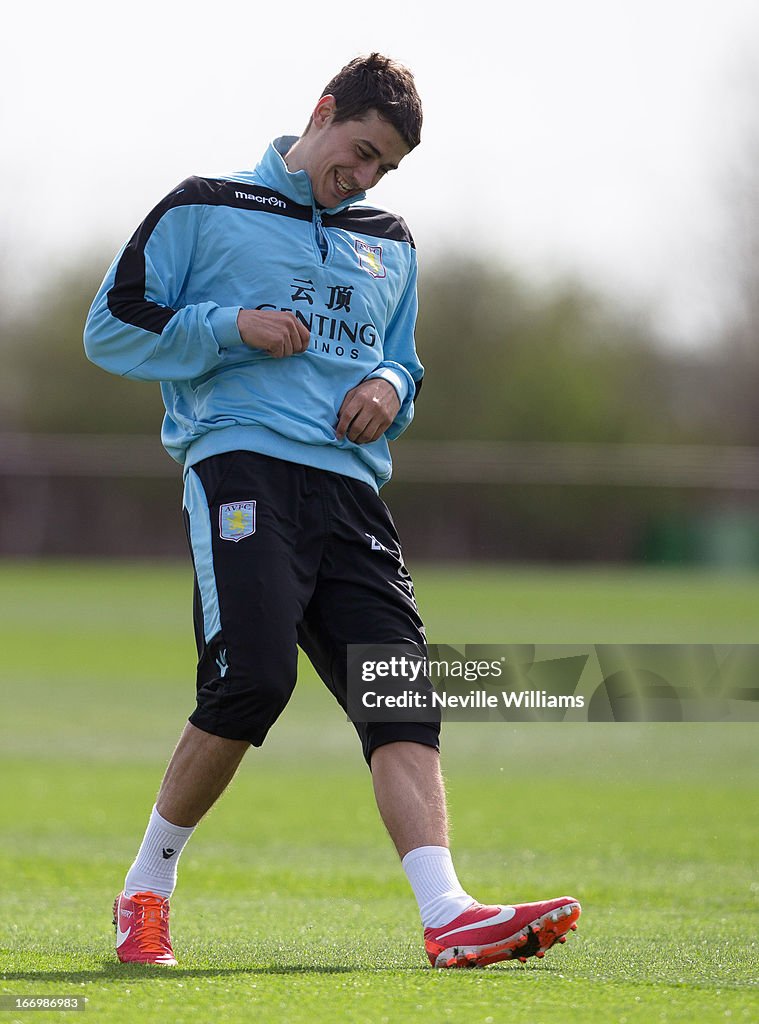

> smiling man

[
  {"left": 286, "top": 101, "right": 407, "bottom": 206},
  {"left": 84, "top": 53, "right": 580, "bottom": 970}
]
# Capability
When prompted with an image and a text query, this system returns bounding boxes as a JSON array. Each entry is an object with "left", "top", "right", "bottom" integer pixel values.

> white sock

[
  {"left": 401, "top": 845, "right": 476, "bottom": 928},
  {"left": 123, "top": 805, "right": 195, "bottom": 899}
]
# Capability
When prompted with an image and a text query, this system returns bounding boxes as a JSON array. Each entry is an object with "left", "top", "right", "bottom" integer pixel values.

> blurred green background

[{"left": 1, "top": 254, "right": 759, "bottom": 564}]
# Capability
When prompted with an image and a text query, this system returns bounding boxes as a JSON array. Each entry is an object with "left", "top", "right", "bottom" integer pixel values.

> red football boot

[
  {"left": 424, "top": 896, "right": 581, "bottom": 968},
  {"left": 113, "top": 891, "right": 177, "bottom": 966}
]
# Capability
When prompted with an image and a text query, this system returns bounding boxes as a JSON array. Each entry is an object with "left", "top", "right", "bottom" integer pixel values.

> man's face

[{"left": 290, "top": 97, "right": 411, "bottom": 208}]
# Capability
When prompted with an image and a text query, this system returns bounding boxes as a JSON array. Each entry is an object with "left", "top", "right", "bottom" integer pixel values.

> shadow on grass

[
  {"left": 3, "top": 964, "right": 393, "bottom": 981},
  {"left": 2, "top": 959, "right": 536, "bottom": 982}
]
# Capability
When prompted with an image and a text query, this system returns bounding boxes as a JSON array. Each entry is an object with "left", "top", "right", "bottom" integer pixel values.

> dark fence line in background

[
  {"left": 1, "top": 433, "right": 758, "bottom": 489},
  {"left": 392, "top": 441, "right": 759, "bottom": 490},
  {"left": 1, "top": 434, "right": 757, "bottom": 563}
]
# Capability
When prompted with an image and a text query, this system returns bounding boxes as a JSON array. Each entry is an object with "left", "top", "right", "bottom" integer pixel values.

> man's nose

[{"left": 354, "top": 163, "right": 380, "bottom": 189}]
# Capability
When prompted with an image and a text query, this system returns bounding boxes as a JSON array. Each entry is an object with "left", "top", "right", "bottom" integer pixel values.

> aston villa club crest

[
  {"left": 219, "top": 500, "right": 256, "bottom": 542},
  {"left": 355, "top": 238, "right": 386, "bottom": 278}
]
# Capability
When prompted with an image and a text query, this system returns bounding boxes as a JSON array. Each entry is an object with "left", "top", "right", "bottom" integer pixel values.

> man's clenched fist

[{"left": 237, "top": 309, "right": 310, "bottom": 358}]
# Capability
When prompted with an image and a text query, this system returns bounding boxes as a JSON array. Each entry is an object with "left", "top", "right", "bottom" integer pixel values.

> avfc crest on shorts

[
  {"left": 355, "top": 238, "right": 386, "bottom": 279},
  {"left": 219, "top": 500, "right": 256, "bottom": 542}
]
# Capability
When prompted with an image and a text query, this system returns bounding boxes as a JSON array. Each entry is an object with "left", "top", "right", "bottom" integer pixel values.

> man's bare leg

[
  {"left": 370, "top": 740, "right": 475, "bottom": 932},
  {"left": 370, "top": 741, "right": 448, "bottom": 857},
  {"left": 115, "top": 723, "right": 248, "bottom": 964},
  {"left": 370, "top": 740, "right": 582, "bottom": 969},
  {"left": 156, "top": 722, "right": 249, "bottom": 827},
  {"left": 120, "top": 722, "right": 248, "bottom": 909}
]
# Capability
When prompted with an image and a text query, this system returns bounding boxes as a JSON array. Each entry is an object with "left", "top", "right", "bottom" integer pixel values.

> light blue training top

[{"left": 83, "top": 137, "right": 423, "bottom": 491}]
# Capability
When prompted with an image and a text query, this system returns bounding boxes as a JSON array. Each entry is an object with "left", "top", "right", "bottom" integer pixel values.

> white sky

[{"left": 2, "top": 0, "right": 758, "bottom": 345}]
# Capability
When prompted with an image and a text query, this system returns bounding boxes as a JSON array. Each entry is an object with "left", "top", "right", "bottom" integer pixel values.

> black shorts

[{"left": 182, "top": 450, "right": 440, "bottom": 764}]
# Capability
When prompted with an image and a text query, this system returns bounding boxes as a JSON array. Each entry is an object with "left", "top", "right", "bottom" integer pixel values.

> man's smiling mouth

[{"left": 335, "top": 170, "right": 355, "bottom": 196}]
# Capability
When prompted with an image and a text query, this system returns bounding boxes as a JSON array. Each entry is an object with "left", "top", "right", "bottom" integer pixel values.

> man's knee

[{"left": 192, "top": 640, "right": 297, "bottom": 745}]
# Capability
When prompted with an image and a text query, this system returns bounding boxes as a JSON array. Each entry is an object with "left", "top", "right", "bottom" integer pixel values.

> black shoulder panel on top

[
  {"left": 106, "top": 181, "right": 188, "bottom": 335},
  {"left": 106, "top": 177, "right": 311, "bottom": 335},
  {"left": 197, "top": 178, "right": 312, "bottom": 220},
  {"left": 322, "top": 206, "right": 415, "bottom": 247}
]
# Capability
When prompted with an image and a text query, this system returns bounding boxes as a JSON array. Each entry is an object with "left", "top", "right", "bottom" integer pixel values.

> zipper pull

[{"left": 313, "top": 207, "right": 328, "bottom": 261}]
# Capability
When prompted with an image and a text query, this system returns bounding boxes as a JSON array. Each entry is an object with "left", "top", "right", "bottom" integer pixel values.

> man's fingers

[
  {"left": 348, "top": 414, "right": 380, "bottom": 445},
  {"left": 294, "top": 316, "right": 311, "bottom": 351},
  {"left": 335, "top": 403, "right": 358, "bottom": 440},
  {"left": 343, "top": 405, "right": 384, "bottom": 444},
  {"left": 281, "top": 320, "right": 304, "bottom": 358},
  {"left": 273, "top": 324, "right": 290, "bottom": 358},
  {"left": 277, "top": 315, "right": 307, "bottom": 357},
  {"left": 356, "top": 423, "right": 382, "bottom": 444},
  {"left": 346, "top": 412, "right": 370, "bottom": 443},
  {"left": 238, "top": 309, "right": 310, "bottom": 357}
]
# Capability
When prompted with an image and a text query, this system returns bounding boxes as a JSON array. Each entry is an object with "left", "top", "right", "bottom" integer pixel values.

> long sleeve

[
  {"left": 364, "top": 250, "right": 423, "bottom": 441},
  {"left": 83, "top": 178, "right": 245, "bottom": 382}
]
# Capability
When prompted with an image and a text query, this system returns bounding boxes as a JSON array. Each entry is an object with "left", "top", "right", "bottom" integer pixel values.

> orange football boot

[{"left": 113, "top": 891, "right": 177, "bottom": 966}]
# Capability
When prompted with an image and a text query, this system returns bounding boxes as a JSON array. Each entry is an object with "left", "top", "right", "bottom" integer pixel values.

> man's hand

[
  {"left": 237, "top": 309, "right": 310, "bottom": 358},
  {"left": 335, "top": 379, "right": 401, "bottom": 444}
]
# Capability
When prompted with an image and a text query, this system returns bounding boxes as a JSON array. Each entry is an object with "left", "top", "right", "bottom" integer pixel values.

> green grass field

[{"left": 1, "top": 562, "right": 757, "bottom": 1023}]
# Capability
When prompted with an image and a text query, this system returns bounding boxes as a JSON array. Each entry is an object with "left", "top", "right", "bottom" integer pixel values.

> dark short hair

[{"left": 311, "top": 53, "right": 423, "bottom": 150}]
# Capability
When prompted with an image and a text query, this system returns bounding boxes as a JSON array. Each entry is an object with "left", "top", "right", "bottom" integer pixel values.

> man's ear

[{"left": 312, "top": 94, "right": 337, "bottom": 129}]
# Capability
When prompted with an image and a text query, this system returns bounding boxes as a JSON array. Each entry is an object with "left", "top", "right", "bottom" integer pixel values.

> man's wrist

[{"left": 364, "top": 367, "right": 409, "bottom": 406}]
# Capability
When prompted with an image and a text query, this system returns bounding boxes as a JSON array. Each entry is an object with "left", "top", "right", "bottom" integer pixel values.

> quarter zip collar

[{"left": 254, "top": 136, "right": 367, "bottom": 214}]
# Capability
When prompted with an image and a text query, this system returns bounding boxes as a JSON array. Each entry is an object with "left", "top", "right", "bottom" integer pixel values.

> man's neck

[{"left": 282, "top": 136, "right": 305, "bottom": 175}]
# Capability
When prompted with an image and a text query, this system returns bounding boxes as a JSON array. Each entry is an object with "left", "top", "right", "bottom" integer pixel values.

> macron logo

[{"left": 235, "top": 190, "right": 286, "bottom": 209}]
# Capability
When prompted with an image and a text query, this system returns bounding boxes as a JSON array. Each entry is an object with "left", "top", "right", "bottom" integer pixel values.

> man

[{"left": 84, "top": 53, "right": 580, "bottom": 969}]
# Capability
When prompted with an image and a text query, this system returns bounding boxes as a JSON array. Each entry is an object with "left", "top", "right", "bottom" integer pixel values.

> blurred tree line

[
  {"left": 0, "top": 253, "right": 755, "bottom": 446},
  {"left": 0, "top": 252, "right": 756, "bottom": 561}
]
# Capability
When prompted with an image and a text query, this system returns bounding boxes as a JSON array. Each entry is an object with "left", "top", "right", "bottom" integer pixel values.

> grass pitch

[{"left": 0, "top": 561, "right": 757, "bottom": 1023}]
